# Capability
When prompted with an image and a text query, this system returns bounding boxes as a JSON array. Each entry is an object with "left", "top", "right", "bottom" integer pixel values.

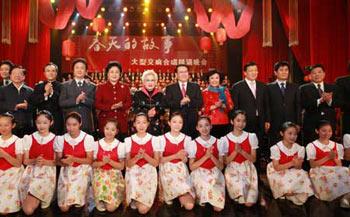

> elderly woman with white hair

[{"left": 132, "top": 70, "right": 165, "bottom": 136}]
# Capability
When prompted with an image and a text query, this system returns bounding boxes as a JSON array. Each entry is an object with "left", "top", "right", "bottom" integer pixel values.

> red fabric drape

[
  {"left": 0, "top": 0, "right": 50, "bottom": 87},
  {"left": 76, "top": 0, "right": 103, "bottom": 20},
  {"left": 242, "top": 0, "right": 289, "bottom": 83},
  {"left": 275, "top": 0, "right": 349, "bottom": 82},
  {"left": 194, "top": 0, "right": 254, "bottom": 39},
  {"left": 39, "top": 0, "right": 75, "bottom": 30}
]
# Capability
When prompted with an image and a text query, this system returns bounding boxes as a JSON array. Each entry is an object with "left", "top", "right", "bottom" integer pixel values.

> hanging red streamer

[
  {"left": 39, "top": 0, "right": 103, "bottom": 29},
  {"left": 194, "top": 0, "right": 255, "bottom": 39},
  {"left": 76, "top": 0, "right": 103, "bottom": 20}
]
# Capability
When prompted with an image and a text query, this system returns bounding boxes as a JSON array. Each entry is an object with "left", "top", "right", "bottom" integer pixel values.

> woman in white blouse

[
  {"left": 124, "top": 113, "right": 161, "bottom": 214},
  {"left": 20, "top": 111, "right": 57, "bottom": 215},
  {"left": 54, "top": 112, "right": 94, "bottom": 212},
  {"left": 306, "top": 120, "right": 350, "bottom": 207},
  {"left": 0, "top": 113, "right": 24, "bottom": 215}
]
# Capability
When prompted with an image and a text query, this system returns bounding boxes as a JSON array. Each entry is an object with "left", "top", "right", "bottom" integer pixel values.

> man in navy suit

[
  {"left": 299, "top": 64, "right": 336, "bottom": 144},
  {"left": 265, "top": 61, "right": 301, "bottom": 146},
  {"left": 164, "top": 64, "right": 203, "bottom": 138}
]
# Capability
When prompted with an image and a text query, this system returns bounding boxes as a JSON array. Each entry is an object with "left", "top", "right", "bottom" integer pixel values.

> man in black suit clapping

[
  {"left": 29, "top": 63, "right": 63, "bottom": 134},
  {"left": 164, "top": 64, "right": 203, "bottom": 138},
  {"left": 299, "top": 64, "right": 336, "bottom": 144}
]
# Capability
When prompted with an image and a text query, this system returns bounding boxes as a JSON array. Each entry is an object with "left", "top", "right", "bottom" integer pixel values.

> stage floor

[{"left": 9, "top": 175, "right": 350, "bottom": 217}]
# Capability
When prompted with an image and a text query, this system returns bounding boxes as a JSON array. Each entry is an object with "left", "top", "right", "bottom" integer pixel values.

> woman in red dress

[
  {"left": 95, "top": 61, "right": 132, "bottom": 140},
  {"left": 202, "top": 69, "right": 234, "bottom": 138}
]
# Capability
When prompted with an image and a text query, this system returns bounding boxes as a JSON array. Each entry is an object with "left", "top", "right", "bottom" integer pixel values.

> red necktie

[{"left": 181, "top": 83, "right": 186, "bottom": 97}]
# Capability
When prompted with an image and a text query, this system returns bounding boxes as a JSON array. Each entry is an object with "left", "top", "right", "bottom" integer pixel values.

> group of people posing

[{"left": 0, "top": 58, "right": 350, "bottom": 215}]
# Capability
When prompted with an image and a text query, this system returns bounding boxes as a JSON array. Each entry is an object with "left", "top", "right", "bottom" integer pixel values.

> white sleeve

[
  {"left": 297, "top": 146, "right": 305, "bottom": 159},
  {"left": 93, "top": 141, "right": 98, "bottom": 159},
  {"left": 15, "top": 138, "right": 24, "bottom": 155},
  {"left": 249, "top": 133, "right": 259, "bottom": 149},
  {"left": 218, "top": 137, "right": 229, "bottom": 156},
  {"left": 186, "top": 141, "right": 197, "bottom": 159},
  {"left": 184, "top": 136, "right": 192, "bottom": 153},
  {"left": 270, "top": 145, "right": 280, "bottom": 160},
  {"left": 84, "top": 135, "right": 95, "bottom": 152},
  {"left": 158, "top": 136, "right": 166, "bottom": 152},
  {"left": 124, "top": 137, "right": 132, "bottom": 154},
  {"left": 22, "top": 135, "right": 33, "bottom": 151},
  {"left": 336, "top": 143, "right": 344, "bottom": 160},
  {"left": 54, "top": 136, "right": 64, "bottom": 152},
  {"left": 117, "top": 143, "right": 126, "bottom": 159},
  {"left": 343, "top": 134, "right": 350, "bottom": 149},
  {"left": 152, "top": 136, "right": 162, "bottom": 152},
  {"left": 306, "top": 143, "right": 316, "bottom": 160}
]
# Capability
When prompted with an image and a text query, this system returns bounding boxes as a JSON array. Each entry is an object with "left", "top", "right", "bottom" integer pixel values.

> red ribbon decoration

[
  {"left": 39, "top": 0, "right": 103, "bottom": 29},
  {"left": 194, "top": 0, "right": 255, "bottom": 39},
  {"left": 76, "top": 0, "right": 103, "bottom": 20}
]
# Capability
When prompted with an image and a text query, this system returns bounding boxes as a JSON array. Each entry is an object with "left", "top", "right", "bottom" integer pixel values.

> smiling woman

[{"left": 131, "top": 70, "right": 165, "bottom": 136}]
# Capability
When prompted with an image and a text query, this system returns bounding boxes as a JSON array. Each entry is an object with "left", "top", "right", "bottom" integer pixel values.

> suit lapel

[{"left": 243, "top": 80, "right": 256, "bottom": 99}]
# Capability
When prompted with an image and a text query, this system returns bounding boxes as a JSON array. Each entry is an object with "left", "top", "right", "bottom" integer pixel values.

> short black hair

[
  {"left": 175, "top": 64, "right": 189, "bottom": 73},
  {"left": 0, "top": 60, "right": 14, "bottom": 70},
  {"left": 316, "top": 120, "right": 332, "bottom": 130},
  {"left": 36, "top": 110, "right": 54, "bottom": 122},
  {"left": 65, "top": 112, "right": 82, "bottom": 124},
  {"left": 280, "top": 121, "right": 298, "bottom": 133},
  {"left": 243, "top": 61, "right": 257, "bottom": 72},
  {"left": 274, "top": 61, "right": 290, "bottom": 72},
  {"left": 71, "top": 58, "right": 88, "bottom": 70},
  {"left": 205, "top": 69, "right": 224, "bottom": 83},
  {"left": 310, "top": 64, "right": 325, "bottom": 72},
  {"left": 44, "top": 62, "right": 58, "bottom": 72},
  {"left": 0, "top": 112, "right": 15, "bottom": 124},
  {"left": 229, "top": 110, "right": 246, "bottom": 121},
  {"left": 104, "top": 61, "right": 122, "bottom": 79},
  {"left": 10, "top": 65, "right": 27, "bottom": 76}
]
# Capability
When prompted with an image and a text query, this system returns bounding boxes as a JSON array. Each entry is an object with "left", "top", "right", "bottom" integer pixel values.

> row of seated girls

[{"left": 0, "top": 109, "right": 350, "bottom": 215}]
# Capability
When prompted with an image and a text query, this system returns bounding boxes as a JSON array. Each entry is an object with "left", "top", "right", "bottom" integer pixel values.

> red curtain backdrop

[
  {"left": 0, "top": 0, "right": 50, "bottom": 87},
  {"left": 242, "top": 0, "right": 289, "bottom": 83},
  {"left": 275, "top": 0, "right": 349, "bottom": 83}
]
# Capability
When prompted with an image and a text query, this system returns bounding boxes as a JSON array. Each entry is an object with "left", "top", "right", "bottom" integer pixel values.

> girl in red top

[
  {"left": 92, "top": 119, "right": 125, "bottom": 212},
  {"left": 0, "top": 113, "right": 23, "bottom": 215},
  {"left": 267, "top": 122, "right": 313, "bottom": 206},
  {"left": 124, "top": 113, "right": 161, "bottom": 214},
  {"left": 306, "top": 120, "right": 350, "bottom": 204},
  {"left": 188, "top": 116, "right": 225, "bottom": 211},
  {"left": 20, "top": 110, "right": 57, "bottom": 215},
  {"left": 55, "top": 112, "right": 94, "bottom": 212},
  {"left": 220, "top": 110, "right": 258, "bottom": 207},
  {"left": 158, "top": 112, "right": 195, "bottom": 209}
]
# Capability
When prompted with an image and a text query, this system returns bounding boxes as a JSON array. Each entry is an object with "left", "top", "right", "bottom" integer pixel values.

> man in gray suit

[{"left": 59, "top": 58, "right": 96, "bottom": 133}]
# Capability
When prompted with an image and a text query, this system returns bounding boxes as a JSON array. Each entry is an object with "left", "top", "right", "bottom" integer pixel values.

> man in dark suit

[
  {"left": 59, "top": 58, "right": 96, "bottom": 134},
  {"left": 299, "top": 64, "right": 336, "bottom": 144},
  {"left": 0, "top": 60, "right": 13, "bottom": 87},
  {"left": 231, "top": 62, "right": 267, "bottom": 139},
  {"left": 0, "top": 66, "right": 33, "bottom": 137},
  {"left": 334, "top": 63, "right": 350, "bottom": 134},
  {"left": 29, "top": 63, "right": 63, "bottom": 134},
  {"left": 265, "top": 61, "right": 301, "bottom": 146},
  {"left": 165, "top": 64, "right": 203, "bottom": 138}
]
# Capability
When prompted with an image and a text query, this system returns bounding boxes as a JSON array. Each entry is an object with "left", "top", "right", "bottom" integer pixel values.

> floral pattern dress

[
  {"left": 54, "top": 131, "right": 94, "bottom": 207},
  {"left": 124, "top": 134, "right": 161, "bottom": 208},
  {"left": 267, "top": 141, "right": 314, "bottom": 205},
  {"left": 187, "top": 136, "right": 225, "bottom": 209},
  {"left": 306, "top": 140, "right": 350, "bottom": 201},
  {"left": 158, "top": 133, "right": 195, "bottom": 204},
  {"left": 19, "top": 132, "right": 56, "bottom": 209},
  {"left": 220, "top": 132, "right": 259, "bottom": 204},
  {"left": 0, "top": 135, "right": 24, "bottom": 213},
  {"left": 92, "top": 138, "right": 125, "bottom": 211}
]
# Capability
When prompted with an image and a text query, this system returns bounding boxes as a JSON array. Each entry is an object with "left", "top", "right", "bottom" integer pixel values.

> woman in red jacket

[
  {"left": 202, "top": 69, "right": 233, "bottom": 138},
  {"left": 95, "top": 61, "right": 132, "bottom": 140}
]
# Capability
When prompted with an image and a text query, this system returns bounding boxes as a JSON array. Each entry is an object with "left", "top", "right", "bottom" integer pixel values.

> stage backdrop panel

[{"left": 61, "top": 36, "right": 226, "bottom": 74}]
